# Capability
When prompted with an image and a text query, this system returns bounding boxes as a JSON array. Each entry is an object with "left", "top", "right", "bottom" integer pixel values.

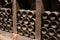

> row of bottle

[
  {"left": 0, "top": 8, "right": 36, "bottom": 39},
  {"left": 17, "top": 29, "right": 35, "bottom": 39},
  {"left": 42, "top": 20, "right": 60, "bottom": 29},
  {"left": 17, "top": 10, "right": 36, "bottom": 39},
  {"left": 42, "top": 11, "right": 60, "bottom": 22},
  {"left": 42, "top": 34, "right": 60, "bottom": 40},
  {"left": 42, "top": 27, "right": 60, "bottom": 38},
  {"left": 42, "top": 11, "right": 60, "bottom": 40},
  {"left": 17, "top": 10, "right": 35, "bottom": 19},
  {"left": 17, "top": 23, "right": 35, "bottom": 32},
  {"left": 0, "top": 8, "right": 13, "bottom": 33}
]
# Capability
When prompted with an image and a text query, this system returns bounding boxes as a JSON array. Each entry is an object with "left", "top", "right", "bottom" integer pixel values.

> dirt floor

[
  {"left": 0, "top": 30, "right": 36, "bottom": 40},
  {"left": 0, "top": 30, "right": 16, "bottom": 40},
  {"left": 0, "top": 35, "right": 12, "bottom": 40}
]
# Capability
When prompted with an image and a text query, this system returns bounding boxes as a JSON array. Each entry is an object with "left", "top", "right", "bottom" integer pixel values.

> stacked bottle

[
  {"left": 0, "top": 8, "right": 13, "bottom": 33},
  {"left": 17, "top": 10, "right": 36, "bottom": 39},
  {"left": 42, "top": 11, "right": 60, "bottom": 40}
]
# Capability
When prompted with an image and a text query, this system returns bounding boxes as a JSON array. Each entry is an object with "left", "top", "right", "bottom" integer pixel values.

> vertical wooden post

[
  {"left": 36, "top": 0, "right": 44, "bottom": 40},
  {"left": 12, "top": 0, "right": 17, "bottom": 40},
  {"left": 12, "top": 0, "right": 17, "bottom": 34}
]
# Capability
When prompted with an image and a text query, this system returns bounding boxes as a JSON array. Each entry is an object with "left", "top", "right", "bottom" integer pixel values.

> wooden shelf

[{"left": 0, "top": 0, "right": 44, "bottom": 40}]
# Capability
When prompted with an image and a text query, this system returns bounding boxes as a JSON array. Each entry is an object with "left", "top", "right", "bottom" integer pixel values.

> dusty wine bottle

[
  {"left": 41, "top": 27, "right": 48, "bottom": 35},
  {"left": 6, "top": 9, "right": 11, "bottom": 15},
  {"left": 0, "top": 21, "right": 2, "bottom": 26},
  {"left": 24, "top": 31, "right": 29, "bottom": 37},
  {"left": 28, "top": 25, "right": 34, "bottom": 32},
  {"left": 18, "top": 17, "right": 23, "bottom": 24},
  {"left": 17, "top": 23, "right": 22, "bottom": 30},
  {"left": 49, "top": 11, "right": 59, "bottom": 21},
  {"left": 29, "top": 32, "right": 35, "bottom": 39},
  {"left": 22, "top": 11, "right": 27, "bottom": 17},
  {"left": 50, "top": 21, "right": 58, "bottom": 29},
  {"left": 43, "top": 20, "right": 50, "bottom": 27},
  {"left": 24, "top": 18, "right": 29, "bottom": 25},
  {"left": 56, "top": 29, "right": 60, "bottom": 38},
  {"left": 57, "top": 14, "right": 60, "bottom": 22},
  {"left": 28, "top": 11, "right": 35, "bottom": 18},
  {"left": 29, "top": 19, "right": 35, "bottom": 26},
  {"left": 42, "top": 11, "right": 51, "bottom": 20},
  {"left": 49, "top": 36, "right": 57, "bottom": 40},
  {"left": 22, "top": 25, "right": 27, "bottom": 31},
  {"left": 17, "top": 11, "right": 21, "bottom": 17},
  {"left": 3, "top": 17, "right": 8, "bottom": 22},
  {"left": 5, "top": 28, "right": 9, "bottom": 32},
  {"left": 0, "top": 15, "right": 3, "bottom": 21},
  {"left": 42, "top": 35, "right": 49, "bottom": 40},
  {"left": 47, "top": 28, "right": 56, "bottom": 36},
  {"left": 2, "top": 9, "right": 6, "bottom": 15},
  {"left": 18, "top": 29, "right": 24, "bottom": 36}
]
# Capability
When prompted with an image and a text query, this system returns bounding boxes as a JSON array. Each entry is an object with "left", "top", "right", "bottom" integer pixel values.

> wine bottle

[
  {"left": 29, "top": 32, "right": 35, "bottom": 39},
  {"left": 2, "top": 9, "right": 6, "bottom": 15},
  {"left": 8, "top": 18, "right": 12, "bottom": 22},
  {"left": 22, "top": 25, "right": 27, "bottom": 31},
  {"left": 0, "top": 27, "right": 4, "bottom": 31},
  {"left": 29, "top": 18, "right": 35, "bottom": 26},
  {"left": 18, "top": 17, "right": 23, "bottom": 24},
  {"left": 57, "top": 23, "right": 60, "bottom": 29},
  {"left": 17, "top": 23, "right": 22, "bottom": 30},
  {"left": 7, "top": 23, "right": 11, "bottom": 27},
  {"left": 3, "top": 16, "right": 8, "bottom": 22},
  {"left": 57, "top": 14, "right": 60, "bottom": 22},
  {"left": 47, "top": 28, "right": 56, "bottom": 36},
  {"left": 43, "top": 20, "right": 50, "bottom": 27},
  {"left": 22, "top": 11, "right": 27, "bottom": 17},
  {"left": 6, "top": 9, "right": 11, "bottom": 15},
  {"left": 56, "top": 29, "right": 60, "bottom": 38},
  {"left": 41, "top": 27, "right": 48, "bottom": 35},
  {"left": 49, "top": 36, "right": 57, "bottom": 40},
  {"left": 4, "top": 26, "right": 8, "bottom": 32},
  {"left": 24, "top": 31, "right": 29, "bottom": 37},
  {"left": 24, "top": 18, "right": 29, "bottom": 25},
  {"left": 9, "top": 29, "right": 13, "bottom": 33},
  {"left": 0, "top": 21, "right": 2, "bottom": 26},
  {"left": 42, "top": 11, "right": 51, "bottom": 20},
  {"left": 49, "top": 11, "right": 59, "bottom": 21},
  {"left": 17, "top": 11, "right": 21, "bottom": 17},
  {"left": 50, "top": 21, "right": 58, "bottom": 29},
  {"left": 3, "top": 22, "right": 7, "bottom": 27},
  {"left": 8, "top": 27, "right": 13, "bottom": 33},
  {"left": 18, "top": 29, "right": 24, "bottom": 36},
  {"left": 27, "top": 11, "right": 35, "bottom": 18},
  {"left": 28, "top": 25, "right": 34, "bottom": 32},
  {"left": 0, "top": 15, "right": 3, "bottom": 21},
  {"left": 42, "top": 35, "right": 49, "bottom": 40}
]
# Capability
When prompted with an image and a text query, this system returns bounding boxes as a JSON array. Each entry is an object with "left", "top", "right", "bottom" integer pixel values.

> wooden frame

[
  {"left": 12, "top": 0, "right": 17, "bottom": 34},
  {"left": 36, "top": 0, "right": 44, "bottom": 40},
  {"left": 0, "top": 0, "right": 44, "bottom": 40},
  {"left": 15, "top": 0, "right": 44, "bottom": 40}
]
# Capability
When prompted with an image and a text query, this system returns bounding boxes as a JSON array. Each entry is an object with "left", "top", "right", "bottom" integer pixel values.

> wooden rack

[{"left": 0, "top": 0, "right": 44, "bottom": 40}]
